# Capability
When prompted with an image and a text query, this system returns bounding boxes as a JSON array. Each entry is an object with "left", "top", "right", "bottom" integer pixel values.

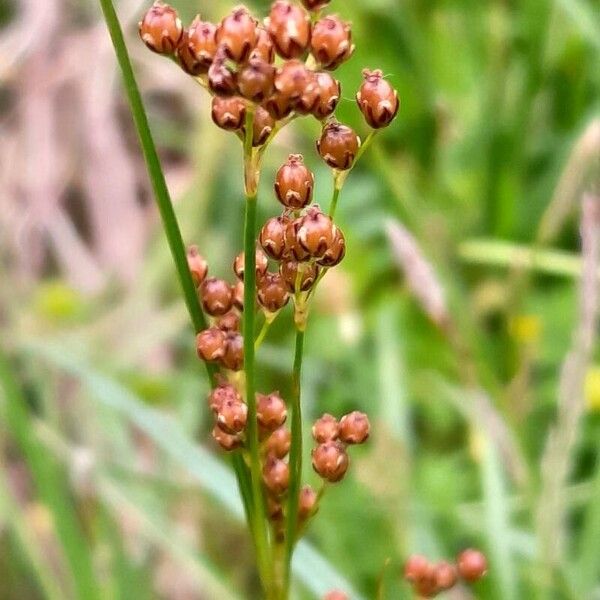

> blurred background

[{"left": 1, "top": 0, "right": 599, "bottom": 598}]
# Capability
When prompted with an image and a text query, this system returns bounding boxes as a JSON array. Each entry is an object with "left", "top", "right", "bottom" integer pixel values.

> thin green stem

[
  {"left": 328, "top": 184, "right": 341, "bottom": 218},
  {"left": 255, "top": 317, "right": 273, "bottom": 351}
]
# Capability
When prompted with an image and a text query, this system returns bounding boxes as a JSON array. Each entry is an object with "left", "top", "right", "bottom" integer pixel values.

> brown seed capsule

[
  {"left": 311, "top": 441, "right": 349, "bottom": 482},
  {"left": 279, "top": 260, "right": 319, "bottom": 292},
  {"left": 283, "top": 218, "right": 311, "bottom": 262},
  {"left": 232, "top": 281, "right": 244, "bottom": 311},
  {"left": 298, "top": 485, "right": 318, "bottom": 520},
  {"left": 237, "top": 57, "right": 275, "bottom": 103},
  {"left": 339, "top": 411, "right": 370, "bottom": 444},
  {"left": 266, "top": 0, "right": 311, "bottom": 60},
  {"left": 295, "top": 75, "right": 320, "bottom": 115},
  {"left": 274, "top": 154, "right": 314, "bottom": 209},
  {"left": 257, "top": 392, "right": 287, "bottom": 430},
  {"left": 404, "top": 555, "right": 431, "bottom": 583},
  {"left": 356, "top": 69, "right": 399, "bottom": 129},
  {"left": 317, "top": 227, "right": 345, "bottom": 267},
  {"left": 311, "top": 72, "right": 341, "bottom": 120},
  {"left": 260, "top": 215, "right": 290, "bottom": 261},
  {"left": 216, "top": 311, "right": 241, "bottom": 332},
  {"left": 221, "top": 331, "right": 244, "bottom": 371},
  {"left": 212, "top": 425, "right": 243, "bottom": 451},
  {"left": 267, "top": 496, "right": 284, "bottom": 521},
  {"left": 201, "top": 278, "right": 234, "bottom": 316},
  {"left": 274, "top": 60, "right": 315, "bottom": 105},
  {"left": 312, "top": 413, "right": 339, "bottom": 443},
  {"left": 264, "top": 427, "right": 291, "bottom": 458},
  {"left": 139, "top": 1, "right": 183, "bottom": 55},
  {"left": 310, "top": 16, "right": 354, "bottom": 70},
  {"left": 211, "top": 96, "right": 246, "bottom": 131},
  {"left": 434, "top": 561, "right": 458, "bottom": 591},
  {"left": 257, "top": 272, "right": 290, "bottom": 312},
  {"left": 323, "top": 592, "right": 348, "bottom": 600},
  {"left": 262, "top": 456, "right": 290, "bottom": 496},
  {"left": 196, "top": 327, "right": 227, "bottom": 362},
  {"left": 456, "top": 549, "right": 487, "bottom": 582},
  {"left": 296, "top": 207, "right": 337, "bottom": 259},
  {"left": 216, "top": 398, "right": 248, "bottom": 434},
  {"left": 176, "top": 18, "right": 217, "bottom": 75},
  {"left": 250, "top": 26, "right": 275, "bottom": 63},
  {"left": 264, "top": 92, "right": 294, "bottom": 120},
  {"left": 233, "top": 249, "right": 269, "bottom": 281},
  {"left": 247, "top": 106, "right": 276, "bottom": 146},
  {"left": 216, "top": 6, "right": 258, "bottom": 63},
  {"left": 208, "top": 48, "right": 237, "bottom": 96},
  {"left": 413, "top": 564, "right": 439, "bottom": 598},
  {"left": 187, "top": 245, "right": 208, "bottom": 286},
  {"left": 208, "top": 383, "right": 241, "bottom": 413},
  {"left": 317, "top": 122, "right": 360, "bottom": 171}
]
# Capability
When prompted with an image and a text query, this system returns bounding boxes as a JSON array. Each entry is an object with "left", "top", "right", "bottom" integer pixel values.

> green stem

[
  {"left": 255, "top": 317, "right": 273, "bottom": 351},
  {"left": 328, "top": 184, "right": 341, "bottom": 219}
]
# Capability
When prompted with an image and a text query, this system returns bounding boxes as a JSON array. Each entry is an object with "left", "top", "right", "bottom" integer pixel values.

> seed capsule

[
  {"left": 264, "top": 427, "right": 291, "bottom": 458},
  {"left": 211, "top": 96, "right": 246, "bottom": 131},
  {"left": 317, "top": 122, "right": 360, "bottom": 171},
  {"left": 257, "top": 273, "right": 290, "bottom": 312},
  {"left": 274, "top": 60, "right": 315, "bottom": 105},
  {"left": 208, "top": 383, "right": 241, "bottom": 413},
  {"left": 323, "top": 592, "right": 348, "bottom": 600},
  {"left": 196, "top": 327, "right": 227, "bottom": 362},
  {"left": 237, "top": 57, "right": 275, "bottom": 103},
  {"left": 262, "top": 456, "right": 290, "bottom": 496},
  {"left": 356, "top": 69, "right": 399, "bottom": 129},
  {"left": 296, "top": 207, "right": 337, "bottom": 259},
  {"left": 339, "top": 411, "right": 370, "bottom": 444},
  {"left": 301, "top": 0, "right": 331, "bottom": 11},
  {"left": 283, "top": 218, "right": 311, "bottom": 262},
  {"left": 434, "top": 561, "right": 457, "bottom": 591},
  {"left": 312, "top": 413, "right": 339, "bottom": 443},
  {"left": 298, "top": 485, "right": 318, "bottom": 520},
  {"left": 233, "top": 248, "right": 269, "bottom": 281},
  {"left": 312, "top": 441, "right": 349, "bottom": 482},
  {"left": 316, "top": 227, "right": 345, "bottom": 267},
  {"left": 216, "top": 311, "right": 241, "bottom": 332},
  {"left": 310, "top": 16, "right": 354, "bottom": 70},
  {"left": 187, "top": 245, "right": 208, "bottom": 286},
  {"left": 264, "top": 92, "right": 294, "bottom": 120},
  {"left": 413, "top": 564, "right": 438, "bottom": 598},
  {"left": 176, "top": 18, "right": 217, "bottom": 75},
  {"left": 216, "top": 6, "right": 258, "bottom": 63},
  {"left": 260, "top": 215, "right": 290, "bottom": 261},
  {"left": 221, "top": 331, "right": 244, "bottom": 371},
  {"left": 266, "top": 1, "right": 311, "bottom": 60},
  {"left": 456, "top": 549, "right": 487, "bottom": 582},
  {"left": 208, "top": 48, "right": 237, "bottom": 96},
  {"left": 212, "top": 425, "right": 243, "bottom": 451},
  {"left": 267, "top": 496, "right": 284, "bottom": 521},
  {"left": 295, "top": 74, "right": 320, "bottom": 115},
  {"left": 279, "top": 260, "right": 319, "bottom": 292},
  {"left": 311, "top": 72, "right": 341, "bottom": 120},
  {"left": 246, "top": 106, "right": 276, "bottom": 146},
  {"left": 201, "top": 277, "right": 234, "bottom": 316},
  {"left": 274, "top": 154, "right": 314, "bottom": 209},
  {"left": 139, "top": 1, "right": 183, "bottom": 55},
  {"left": 232, "top": 281, "right": 244, "bottom": 311},
  {"left": 216, "top": 398, "right": 248, "bottom": 434},
  {"left": 257, "top": 392, "right": 287, "bottom": 430},
  {"left": 250, "top": 26, "right": 275, "bottom": 63},
  {"left": 404, "top": 555, "right": 431, "bottom": 583}
]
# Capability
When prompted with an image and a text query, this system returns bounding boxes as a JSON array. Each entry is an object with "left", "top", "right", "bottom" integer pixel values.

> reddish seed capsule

[
  {"left": 311, "top": 441, "right": 349, "bottom": 482},
  {"left": 356, "top": 69, "right": 399, "bottom": 129},
  {"left": 196, "top": 327, "right": 227, "bottom": 362},
  {"left": 211, "top": 96, "right": 246, "bottom": 131},
  {"left": 232, "top": 281, "right": 244, "bottom": 311},
  {"left": 257, "top": 392, "right": 287, "bottom": 430},
  {"left": 208, "top": 383, "right": 241, "bottom": 413},
  {"left": 283, "top": 218, "right": 311, "bottom": 262},
  {"left": 216, "top": 398, "right": 248, "bottom": 434},
  {"left": 323, "top": 592, "right": 348, "bottom": 600},
  {"left": 201, "top": 277, "right": 234, "bottom": 316},
  {"left": 221, "top": 331, "right": 244, "bottom": 371},
  {"left": 274, "top": 60, "right": 315, "bottom": 105},
  {"left": 296, "top": 207, "right": 337, "bottom": 259},
  {"left": 187, "top": 245, "right": 208, "bottom": 286},
  {"left": 233, "top": 248, "right": 269, "bottom": 281},
  {"left": 208, "top": 48, "right": 237, "bottom": 96},
  {"left": 212, "top": 425, "right": 243, "bottom": 451},
  {"left": 264, "top": 427, "right": 291, "bottom": 458},
  {"left": 237, "top": 57, "right": 275, "bottom": 103},
  {"left": 216, "top": 311, "right": 240, "bottom": 332},
  {"left": 338, "top": 411, "right": 370, "bottom": 444},
  {"left": 404, "top": 555, "right": 431, "bottom": 583},
  {"left": 176, "top": 17, "right": 217, "bottom": 75},
  {"left": 257, "top": 273, "right": 290, "bottom": 313},
  {"left": 312, "top": 413, "right": 339, "bottom": 443},
  {"left": 260, "top": 215, "right": 290, "bottom": 261},
  {"left": 279, "top": 260, "right": 319, "bottom": 292},
  {"left": 262, "top": 456, "right": 290, "bottom": 496},
  {"left": 311, "top": 72, "right": 341, "bottom": 120},
  {"left": 298, "top": 485, "right": 318, "bottom": 520},
  {"left": 317, "top": 122, "right": 360, "bottom": 171},
  {"left": 247, "top": 106, "right": 276, "bottom": 146},
  {"left": 317, "top": 227, "right": 345, "bottom": 267},
  {"left": 434, "top": 561, "right": 458, "bottom": 591},
  {"left": 263, "top": 92, "right": 294, "bottom": 120},
  {"left": 216, "top": 6, "right": 258, "bottom": 63},
  {"left": 139, "top": 1, "right": 183, "bottom": 55},
  {"left": 266, "top": 0, "right": 311, "bottom": 60},
  {"left": 295, "top": 77, "right": 320, "bottom": 115},
  {"left": 267, "top": 496, "right": 284, "bottom": 521},
  {"left": 310, "top": 16, "right": 354, "bottom": 70},
  {"left": 413, "top": 564, "right": 439, "bottom": 598},
  {"left": 457, "top": 549, "right": 487, "bottom": 582},
  {"left": 250, "top": 26, "right": 275, "bottom": 63},
  {"left": 274, "top": 154, "right": 314, "bottom": 209},
  {"left": 301, "top": 0, "right": 331, "bottom": 11}
]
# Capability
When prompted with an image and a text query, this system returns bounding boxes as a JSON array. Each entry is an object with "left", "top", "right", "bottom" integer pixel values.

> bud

[
  {"left": 196, "top": 327, "right": 227, "bottom": 362},
  {"left": 312, "top": 413, "right": 339, "bottom": 443},
  {"left": 187, "top": 245, "right": 208, "bottom": 286},
  {"left": 260, "top": 215, "right": 290, "bottom": 260},
  {"left": 264, "top": 92, "right": 294, "bottom": 120},
  {"left": 298, "top": 485, "right": 318, "bottom": 520},
  {"left": 404, "top": 555, "right": 431, "bottom": 583},
  {"left": 311, "top": 441, "right": 349, "bottom": 482},
  {"left": 317, "top": 227, "right": 345, "bottom": 267},
  {"left": 201, "top": 277, "right": 234, "bottom": 316},
  {"left": 317, "top": 122, "right": 360, "bottom": 171},
  {"left": 338, "top": 411, "right": 370, "bottom": 444},
  {"left": 257, "top": 273, "right": 290, "bottom": 313},
  {"left": 233, "top": 248, "right": 269, "bottom": 281},
  {"left": 296, "top": 207, "right": 337, "bottom": 259},
  {"left": 266, "top": 1, "right": 311, "bottom": 60},
  {"left": 356, "top": 69, "right": 399, "bottom": 129},
  {"left": 310, "top": 16, "right": 354, "bottom": 70},
  {"left": 434, "top": 561, "right": 457, "bottom": 591},
  {"left": 216, "top": 311, "right": 240, "bottom": 332},
  {"left": 257, "top": 392, "right": 287, "bottom": 430},
  {"left": 283, "top": 218, "right": 311, "bottom": 262},
  {"left": 456, "top": 549, "right": 487, "bottom": 582},
  {"left": 216, "top": 6, "right": 258, "bottom": 63},
  {"left": 221, "top": 331, "right": 244, "bottom": 371},
  {"left": 208, "top": 383, "right": 241, "bottom": 413},
  {"left": 262, "top": 456, "right": 290, "bottom": 496},
  {"left": 250, "top": 26, "right": 275, "bottom": 63},
  {"left": 279, "top": 260, "right": 319, "bottom": 292},
  {"left": 274, "top": 154, "right": 314, "bottom": 209},
  {"left": 274, "top": 60, "right": 315, "bottom": 105},
  {"left": 216, "top": 398, "right": 248, "bottom": 434},
  {"left": 311, "top": 72, "right": 341, "bottom": 120},
  {"left": 211, "top": 96, "right": 246, "bottom": 131},
  {"left": 264, "top": 427, "right": 291, "bottom": 458},
  {"left": 212, "top": 425, "right": 243, "bottom": 451},
  {"left": 176, "top": 18, "right": 217, "bottom": 75},
  {"left": 208, "top": 48, "right": 237, "bottom": 96},
  {"left": 237, "top": 58, "right": 275, "bottom": 103},
  {"left": 247, "top": 106, "right": 276, "bottom": 146},
  {"left": 139, "top": 2, "right": 183, "bottom": 55},
  {"left": 232, "top": 281, "right": 244, "bottom": 311}
]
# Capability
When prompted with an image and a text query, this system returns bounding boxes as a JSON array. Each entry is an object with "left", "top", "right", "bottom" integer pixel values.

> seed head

[
  {"left": 221, "top": 331, "right": 244, "bottom": 371},
  {"left": 260, "top": 215, "right": 291, "bottom": 261},
  {"left": 196, "top": 327, "right": 227, "bottom": 362},
  {"left": 207, "top": 47, "right": 237, "bottom": 96},
  {"left": 139, "top": 2, "right": 183, "bottom": 55},
  {"left": 264, "top": 427, "right": 291, "bottom": 458},
  {"left": 212, "top": 424, "right": 243, "bottom": 451},
  {"left": 279, "top": 260, "right": 319, "bottom": 292},
  {"left": 257, "top": 392, "right": 287, "bottom": 430},
  {"left": 257, "top": 272, "right": 290, "bottom": 312},
  {"left": 200, "top": 277, "right": 234, "bottom": 316},
  {"left": 233, "top": 248, "right": 269, "bottom": 281},
  {"left": 176, "top": 17, "right": 217, "bottom": 75},
  {"left": 266, "top": 1, "right": 311, "bottom": 60},
  {"left": 274, "top": 154, "right": 314, "bottom": 209},
  {"left": 456, "top": 549, "right": 487, "bottom": 582},
  {"left": 283, "top": 218, "right": 311, "bottom": 262},
  {"left": 317, "top": 121, "right": 360, "bottom": 170},
  {"left": 216, "top": 311, "right": 241, "bottom": 332},
  {"left": 310, "top": 16, "right": 354, "bottom": 70},
  {"left": 296, "top": 207, "right": 337, "bottom": 259},
  {"left": 311, "top": 441, "right": 349, "bottom": 482},
  {"left": 317, "top": 226, "right": 346, "bottom": 267},
  {"left": 187, "top": 245, "right": 208, "bottom": 286},
  {"left": 208, "top": 383, "right": 241, "bottom": 413},
  {"left": 434, "top": 561, "right": 457, "bottom": 591},
  {"left": 211, "top": 96, "right": 246, "bottom": 131},
  {"left": 250, "top": 26, "right": 275, "bottom": 63},
  {"left": 356, "top": 69, "right": 399, "bottom": 129},
  {"left": 262, "top": 455, "right": 290, "bottom": 496},
  {"left": 311, "top": 72, "right": 341, "bottom": 120},
  {"left": 312, "top": 413, "right": 339, "bottom": 443},
  {"left": 298, "top": 484, "right": 318, "bottom": 520},
  {"left": 216, "top": 6, "right": 258, "bottom": 63},
  {"left": 238, "top": 57, "right": 276, "bottom": 103},
  {"left": 232, "top": 281, "right": 245, "bottom": 311},
  {"left": 339, "top": 411, "right": 370, "bottom": 444},
  {"left": 216, "top": 398, "right": 248, "bottom": 434}
]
